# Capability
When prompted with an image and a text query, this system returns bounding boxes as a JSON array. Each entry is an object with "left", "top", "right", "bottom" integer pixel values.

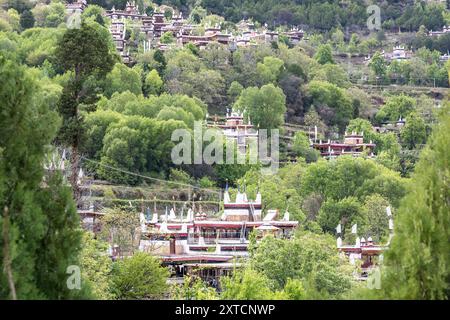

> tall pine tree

[
  {"left": 380, "top": 105, "right": 449, "bottom": 299},
  {"left": 0, "top": 55, "right": 88, "bottom": 299},
  {"left": 55, "top": 21, "right": 115, "bottom": 203}
]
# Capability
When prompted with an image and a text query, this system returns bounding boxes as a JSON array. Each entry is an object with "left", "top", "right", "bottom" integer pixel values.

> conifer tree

[
  {"left": 380, "top": 105, "right": 449, "bottom": 299},
  {"left": 0, "top": 55, "right": 87, "bottom": 299},
  {"left": 55, "top": 21, "right": 115, "bottom": 203}
]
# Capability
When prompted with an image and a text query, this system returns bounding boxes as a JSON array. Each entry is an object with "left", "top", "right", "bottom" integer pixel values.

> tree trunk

[
  {"left": 70, "top": 146, "right": 81, "bottom": 206},
  {"left": 2, "top": 206, "right": 17, "bottom": 300}
]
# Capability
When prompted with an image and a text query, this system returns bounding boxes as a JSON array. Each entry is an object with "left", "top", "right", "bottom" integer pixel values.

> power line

[{"left": 80, "top": 156, "right": 221, "bottom": 195}]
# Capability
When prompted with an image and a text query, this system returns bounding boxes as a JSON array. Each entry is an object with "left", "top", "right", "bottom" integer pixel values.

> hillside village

[{"left": 0, "top": 0, "right": 449, "bottom": 301}]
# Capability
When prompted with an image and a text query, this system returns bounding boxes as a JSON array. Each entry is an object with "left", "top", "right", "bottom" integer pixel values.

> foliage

[
  {"left": 292, "top": 131, "right": 319, "bottom": 163},
  {"left": 368, "top": 51, "right": 387, "bottom": 79},
  {"left": 221, "top": 267, "right": 277, "bottom": 300},
  {"left": 105, "top": 63, "right": 143, "bottom": 97},
  {"left": 306, "top": 80, "right": 353, "bottom": 131},
  {"left": 170, "top": 276, "right": 218, "bottom": 300},
  {"left": 100, "top": 208, "right": 140, "bottom": 257},
  {"left": 314, "top": 44, "right": 334, "bottom": 65},
  {"left": 317, "top": 196, "right": 364, "bottom": 237},
  {"left": 0, "top": 55, "right": 86, "bottom": 299},
  {"left": 144, "top": 69, "right": 163, "bottom": 96},
  {"left": 401, "top": 112, "right": 427, "bottom": 150},
  {"left": 80, "top": 232, "right": 115, "bottom": 299},
  {"left": 377, "top": 105, "right": 450, "bottom": 299},
  {"left": 250, "top": 232, "right": 353, "bottom": 298},
  {"left": 375, "top": 95, "right": 416, "bottom": 123},
  {"left": 110, "top": 252, "right": 169, "bottom": 299},
  {"left": 19, "top": 9, "right": 34, "bottom": 30},
  {"left": 234, "top": 84, "right": 286, "bottom": 130}
]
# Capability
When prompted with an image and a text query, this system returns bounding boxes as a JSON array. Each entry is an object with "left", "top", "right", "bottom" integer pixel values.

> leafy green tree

[
  {"left": 19, "top": 9, "right": 34, "bottom": 30},
  {"left": 110, "top": 252, "right": 169, "bottom": 300},
  {"left": 0, "top": 55, "right": 86, "bottom": 299},
  {"left": 165, "top": 50, "right": 225, "bottom": 109},
  {"left": 144, "top": 69, "right": 163, "bottom": 96},
  {"left": 310, "top": 63, "right": 350, "bottom": 88},
  {"left": 82, "top": 4, "right": 106, "bottom": 26},
  {"left": 301, "top": 156, "right": 406, "bottom": 208},
  {"left": 234, "top": 84, "right": 286, "bottom": 130},
  {"left": 170, "top": 276, "right": 218, "bottom": 300},
  {"left": 153, "top": 49, "right": 167, "bottom": 75},
  {"left": 237, "top": 165, "right": 305, "bottom": 222},
  {"left": 100, "top": 208, "right": 140, "bottom": 257},
  {"left": 317, "top": 197, "right": 364, "bottom": 236},
  {"left": 292, "top": 131, "right": 319, "bottom": 163},
  {"left": 400, "top": 112, "right": 427, "bottom": 150},
  {"left": 250, "top": 232, "right": 353, "bottom": 297},
  {"left": 379, "top": 105, "right": 450, "bottom": 299},
  {"left": 227, "top": 81, "right": 243, "bottom": 102},
  {"left": 80, "top": 232, "right": 114, "bottom": 300},
  {"left": 375, "top": 94, "right": 417, "bottom": 123},
  {"left": 362, "top": 194, "right": 391, "bottom": 241},
  {"left": 55, "top": 21, "right": 115, "bottom": 201},
  {"left": 306, "top": 80, "right": 353, "bottom": 131},
  {"left": 97, "top": 116, "right": 188, "bottom": 184},
  {"left": 221, "top": 267, "right": 276, "bottom": 300},
  {"left": 160, "top": 31, "right": 175, "bottom": 44},
  {"left": 369, "top": 51, "right": 387, "bottom": 80},
  {"left": 105, "top": 63, "right": 143, "bottom": 97},
  {"left": 32, "top": 2, "right": 66, "bottom": 28},
  {"left": 314, "top": 44, "right": 334, "bottom": 65},
  {"left": 256, "top": 56, "right": 284, "bottom": 84}
]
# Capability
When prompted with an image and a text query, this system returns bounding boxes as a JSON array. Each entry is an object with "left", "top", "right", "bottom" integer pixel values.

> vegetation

[{"left": 0, "top": 0, "right": 448, "bottom": 301}]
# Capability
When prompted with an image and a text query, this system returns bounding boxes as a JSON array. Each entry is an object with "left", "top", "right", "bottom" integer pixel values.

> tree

[
  {"left": 401, "top": 112, "right": 427, "bottom": 150},
  {"left": 292, "top": 131, "right": 319, "bottom": 163},
  {"left": 55, "top": 22, "right": 115, "bottom": 202},
  {"left": 153, "top": 49, "right": 167, "bottom": 75},
  {"left": 160, "top": 31, "right": 175, "bottom": 44},
  {"left": 368, "top": 51, "right": 387, "bottom": 79},
  {"left": 362, "top": 194, "right": 391, "bottom": 241},
  {"left": 164, "top": 50, "right": 225, "bottom": 110},
  {"left": 82, "top": 4, "right": 106, "bottom": 26},
  {"left": 0, "top": 55, "right": 86, "bottom": 299},
  {"left": 110, "top": 252, "right": 169, "bottom": 300},
  {"left": 100, "top": 208, "right": 140, "bottom": 257},
  {"left": 144, "top": 69, "right": 163, "bottom": 96},
  {"left": 314, "top": 44, "right": 334, "bottom": 65},
  {"left": 250, "top": 232, "right": 353, "bottom": 297},
  {"left": 317, "top": 197, "right": 364, "bottom": 236},
  {"left": 306, "top": 80, "right": 353, "bottom": 131},
  {"left": 234, "top": 84, "right": 286, "bottom": 131},
  {"left": 379, "top": 105, "right": 450, "bottom": 299},
  {"left": 105, "top": 63, "right": 143, "bottom": 97},
  {"left": 256, "top": 56, "right": 284, "bottom": 84},
  {"left": 19, "top": 9, "right": 34, "bottom": 30},
  {"left": 79, "top": 232, "right": 114, "bottom": 300},
  {"left": 375, "top": 94, "right": 416, "bottom": 123},
  {"left": 227, "top": 81, "right": 243, "bottom": 102},
  {"left": 32, "top": 2, "right": 66, "bottom": 28},
  {"left": 310, "top": 63, "right": 350, "bottom": 88},
  {"left": 221, "top": 267, "right": 276, "bottom": 300},
  {"left": 170, "top": 276, "right": 218, "bottom": 300}
]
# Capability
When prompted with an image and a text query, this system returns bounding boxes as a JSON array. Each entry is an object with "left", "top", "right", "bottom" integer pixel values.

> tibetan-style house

[
  {"left": 208, "top": 110, "right": 258, "bottom": 154},
  {"left": 313, "top": 132, "right": 376, "bottom": 159},
  {"left": 138, "top": 189, "right": 298, "bottom": 286}
]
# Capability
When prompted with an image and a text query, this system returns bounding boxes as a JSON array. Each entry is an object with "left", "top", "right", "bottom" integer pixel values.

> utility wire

[{"left": 80, "top": 156, "right": 221, "bottom": 195}]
